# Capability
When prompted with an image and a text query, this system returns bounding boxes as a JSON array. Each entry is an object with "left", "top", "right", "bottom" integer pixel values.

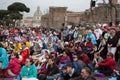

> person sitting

[
  {"left": 66, "top": 62, "right": 80, "bottom": 80},
  {"left": 13, "top": 40, "right": 22, "bottom": 54},
  {"left": 96, "top": 52, "right": 116, "bottom": 76},
  {"left": 72, "top": 55, "right": 82, "bottom": 72},
  {"left": 0, "top": 43, "right": 9, "bottom": 69},
  {"left": 0, "top": 43, "right": 9, "bottom": 77},
  {"left": 46, "top": 58, "right": 59, "bottom": 79},
  {"left": 57, "top": 65, "right": 69, "bottom": 80},
  {"left": 4, "top": 53, "right": 21, "bottom": 77},
  {"left": 78, "top": 52, "right": 90, "bottom": 65},
  {"left": 58, "top": 62, "right": 81, "bottom": 80},
  {"left": 81, "top": 67, "right": 96, "bottom": 80},
  {"left": 89, "top": 52, "right": 103, "bottom": 69},
  {"left": 20, "top": 58, "right": 38, "bottom": 80},
  {"left": 59, "top": 50, "right": 70, "bottom": 69},
  {"left": 21, "top": 42, "right": 30, "bottom": 65},
  {"left": 85, "top": 38, "right": 94, "bottom": 49},
  {"left": 38, "top": 57, "right": 59, "bottom": 80}
]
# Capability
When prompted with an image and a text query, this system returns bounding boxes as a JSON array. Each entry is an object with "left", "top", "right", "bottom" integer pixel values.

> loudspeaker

[{"left": 91, "top": 0, "right": 96, "bottom": 7}]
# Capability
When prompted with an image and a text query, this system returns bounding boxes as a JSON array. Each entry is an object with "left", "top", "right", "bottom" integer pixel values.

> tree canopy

[
  {"left": 8, "top": 2, "right": 30, "bottom": 13},
  {"left": 9, "top": 12, "right": 23, "bottom": 19},
  {"left": 0, "top": 10, "right": 9, "bottom": 20},
  {"left": 0, "top": 2, "right": 30, "bottom": 26}
]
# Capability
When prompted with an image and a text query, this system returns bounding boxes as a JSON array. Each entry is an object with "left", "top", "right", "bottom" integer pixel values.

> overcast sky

[{"left": 0, "top": 0, "right": 119, "bottom": 17}]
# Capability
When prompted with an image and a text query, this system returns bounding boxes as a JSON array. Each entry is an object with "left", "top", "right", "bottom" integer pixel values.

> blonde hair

[{"left": 95, "top": 52, "right": 100, "bottom": 56}]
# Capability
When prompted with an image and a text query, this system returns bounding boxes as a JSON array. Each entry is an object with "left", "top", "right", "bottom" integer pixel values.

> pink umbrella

[
  {"left": 103, "top": 23, "right": 109, "bottom": 28},
  {"left": 112, "top": 23, "right": 116, "bottom": 27}
]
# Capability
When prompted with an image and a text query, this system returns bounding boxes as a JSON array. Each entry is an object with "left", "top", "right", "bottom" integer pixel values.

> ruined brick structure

[{"left": 41, "top": 0, "right": 120, "bottom": 27}]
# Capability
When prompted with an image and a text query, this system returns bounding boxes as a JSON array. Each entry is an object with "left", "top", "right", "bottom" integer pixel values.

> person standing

[
  {"left": 94, "top": 24, "right": 103, "bottom": 46},
  {"left": 107, "top": 28, "right": 119, "bottom": 57}
]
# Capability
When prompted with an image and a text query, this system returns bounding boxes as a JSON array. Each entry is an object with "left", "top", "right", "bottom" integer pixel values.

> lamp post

[{"left": 85, "top": 10, "right": 90, "bottom": 24}]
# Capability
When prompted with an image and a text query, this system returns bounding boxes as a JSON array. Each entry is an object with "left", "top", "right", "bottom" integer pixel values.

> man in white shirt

[
  {"left": 94, "top": 24, "right": 103, "bottom": 46},
  {"left": 94, "top": 24, "right": 103, "bottom": 40}
]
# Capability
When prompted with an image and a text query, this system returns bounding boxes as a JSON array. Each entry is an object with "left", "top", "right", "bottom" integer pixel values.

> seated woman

[
  {"left": 4, "top": 53, "right": 21, "bottom": 77},
  {"left": 46, "top": 58, "right": 59, "bottom": 80},
  {"left": 59, "top": 50, "right": 70, "bottom": 69},
  {"left": 89, "top": 52, "right": 103, "bottom": 69},
  {"left": 20, "top": 58, "right": 38, "bottom": 80},
  {"left": 96, "top": 52, "right": 116, "bottom": 76},
  {"left": 38, "top": 57, "right": 59, "bottom": 80}
]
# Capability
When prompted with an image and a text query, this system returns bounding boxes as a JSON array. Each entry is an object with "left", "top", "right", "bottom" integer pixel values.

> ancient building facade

[
  {"left": 82, "top": 0, "right": 120, "bottom": 24},
  {"left": 20, "top": 6, "right": 42, "bottom": 27},
  {"left": 111, "top": 0, "right": 118, "bottom": 4},
  {"left": 49, "top": 7, "right": 67, "bottom": 27},
  {"left": 41, "top": 7, "right": 83, "bottom": 27},
  {"left": 33, "top": 6, "right": 42, "bottom": 27},
  {"left": 66, "top": 11, "right": 84, "bottom": 26},
  {"left": 41, "top": 0, "right": 120, "bottom": 27}
]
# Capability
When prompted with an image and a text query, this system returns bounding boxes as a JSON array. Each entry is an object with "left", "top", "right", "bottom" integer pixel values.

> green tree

[
  {"left": 9, "top": 12, "right": 22, "bottom": 20},
  {"left": 8, "top": 2, "right": 30, "bottom": 13},
  {"left": 0, "top": 10, "right": 9, "bottom": 20},
  {"left": 0, "top": 10, "right": 10, "bottom": 25},
  {"left": 0, "top": 2, "right": 30, "bottom": 26},
  {"left": 7, "top": 2, "right": 30, "bottom": 20}
]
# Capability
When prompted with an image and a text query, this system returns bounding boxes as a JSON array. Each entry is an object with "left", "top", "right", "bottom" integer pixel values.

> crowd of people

[{"left": 0, "top": 24, "right": 120, "bottom": 80}]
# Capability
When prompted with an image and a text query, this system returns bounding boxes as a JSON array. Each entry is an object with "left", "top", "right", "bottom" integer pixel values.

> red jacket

[
  {"left": 38, "top": 63, "right": 47, "bottom": 74},
  {"left": 98, "top": 58, "right": 116, "bottom": 70},
  {"left": 85, "top": 42, "right": 93, "bottom": 48},
  {"left": 79, "top": 53, "right": 90, "bottom": 64},
  {"left": 7, "top": 58, "right": 21, "bottom": 75},
  {"left": 21, "top": 47, "right": 30, "bottom": 65}
]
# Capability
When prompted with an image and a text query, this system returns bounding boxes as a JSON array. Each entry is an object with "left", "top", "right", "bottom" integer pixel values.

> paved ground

[
  {"left": 0, "top": 78, "right": 17, "bottom": 80},
  {"left": 95, "top": 77, "right": 109, "bottom": 80}
]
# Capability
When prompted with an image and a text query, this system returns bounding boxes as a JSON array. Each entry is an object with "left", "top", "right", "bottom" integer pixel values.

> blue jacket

[
  {"left": 73, "top": 61, "right": 82, "bottom": 72},
  {"left": 73, "top": 31, "right": 78, "bottom": 39},
  {"left": 20, "top": 64, "right": 37, "bottom": 78},
  {"left": 0, "top": 47, "right": 9, "bottom": 69},
  {"left": 86, "top": 33, "right": 97, "bottom": 45}
]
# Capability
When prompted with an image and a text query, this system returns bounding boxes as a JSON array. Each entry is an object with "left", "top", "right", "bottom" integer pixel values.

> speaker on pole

[{"left": 91, "top": 0, "right": 96, "bottom": 7}]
